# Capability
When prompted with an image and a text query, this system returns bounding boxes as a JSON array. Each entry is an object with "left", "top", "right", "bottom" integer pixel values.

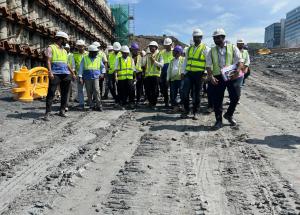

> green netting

[{"left": 111, "top": 4, "right": 130, "bottom": 45}]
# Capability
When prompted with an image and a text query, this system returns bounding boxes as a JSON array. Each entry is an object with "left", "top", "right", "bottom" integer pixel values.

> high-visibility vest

[
  {"left": 108, "top": 52, "right": 121, "bottom": 74},
  {"left": 185, "top": 44, "right": 206, "bottom": 72},
  {"left": 145, "top": 53, "right": 162, "bottom": 77},
  {"left": 211, "top": 44, "right": 234, "bottom": 76},
  {"left": 160, "top": 49, "right": 173, "bottom": 64},
  {"left": 73, "top": 51, "right": 87, "bottom": 74},
  {"left": 50, "top": 44, "right": 69, "bottom": 74},
  {"left": 116, "top": 56, "right": 134, "bottom": 80},
  {"left": 134, "top": 54, "right": 143, "bottom": 73},
  {"left": 241, "top": 49, "right": 249, "bottom": 66},
  {"left": 168, "top": 56, "right": 184, "bottom": 81},
  {"left": 82, "top": 55, "right": 103, "bottom": 80},
  {"left": 67, "top": 53, "right": 74, "bottom": 68}
]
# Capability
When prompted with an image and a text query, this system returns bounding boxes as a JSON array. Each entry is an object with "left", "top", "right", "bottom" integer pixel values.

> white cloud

[
  {"left": 271, "top": 1, "right": 288, "bottom": 14},
  {"left": 163, "top": 29, "right": 180, "bottom": 37},
  {"left": 231, "top": 27, "right": 265, "bottom": 43},
  {"left": 185, "top": 0, "right": 203, "bottom": 10}
]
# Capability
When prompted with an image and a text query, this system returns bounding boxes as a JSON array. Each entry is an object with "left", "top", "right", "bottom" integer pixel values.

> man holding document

[{"left": 206, "top": 28, "right": 244, "bottom": 129}]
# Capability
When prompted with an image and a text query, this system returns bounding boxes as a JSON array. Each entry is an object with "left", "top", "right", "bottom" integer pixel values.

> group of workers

[{"left": 44, "top": 28, "right": 250, "bottom": 129}]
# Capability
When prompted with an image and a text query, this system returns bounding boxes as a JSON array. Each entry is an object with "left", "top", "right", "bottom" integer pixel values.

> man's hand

[
  {"left": 181, "top": 73, "right": 185, "bottom": 80},
  {"left": 210, "top": 75, "right": 219, "bottom": 85},
  {"left": 72, "top": 73, "right": 76, "bottom": 81},
  {"left": 230, "top": 70, "right": 240, "bottom": 80},
  {"left": 48, "top": 71, "right": 54, "bottom": 80},
  {"left": 79, "top": 77, "right": 83, "bottom": 85}
]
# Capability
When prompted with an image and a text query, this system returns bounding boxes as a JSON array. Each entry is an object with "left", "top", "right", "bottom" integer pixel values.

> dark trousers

[
  {"left": 170, "top": 80, "right": 182, "bottom": 106},
  {"left": 46, "top": 74, "right": 71, "bottom": 113},
  {"left": 136, "top": 72, "right": 144, "bottom": 102},
  {"left": 211, "top": 75, "right": 243, "bottom": 122},
  {"left": 159, "top": 64, "right": 169, "bottom": 105},
  {"left": 144, "top": 76, "right": 160, "bottom": 106},
  {"left": 117, "top": 79, "right": 135, "bottom": 105},
  {"left": 107, "top": 74, "right": 118, "bottom": 102},
  {"left": 243, "top": 68, "right": 251, "bottom": 85},
  {"left": 182, "top": 71, "right": 203, "bottom": 114},
  {"left": 207, "top": 82, "right": 214, "bottom": 108}
]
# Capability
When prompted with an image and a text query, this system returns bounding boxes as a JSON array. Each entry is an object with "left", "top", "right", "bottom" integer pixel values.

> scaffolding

[{"left": 110, "top": 4, "right": 135, "bottom": 45}]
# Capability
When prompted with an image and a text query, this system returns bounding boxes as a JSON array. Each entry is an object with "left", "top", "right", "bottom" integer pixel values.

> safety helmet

[
  {"left": 88, "top": 45, "right": 99, "bottom": 52},
  {"left": 76, "top": 39, "right": 85, "bottom": 46},
  {"left": 193, "top": 29, "right": 203, "bottom": 37},
  {"left": 120, "top": 45, "right": 130, "bottom": 53},
  {"left": 55, "top": 31, "right": 69, "bottom": 40},
  {"left": 149, "top": 41, "right": 159, "bottom": 47},
  {"left": 212, "top": 28, "right": 226, "bottom": 37},
  {"left": 163, "top": 38, "right": 173, "bottom": 46},
  {"left": 113, "top": 42, "right": 121, "bottom": 51}
]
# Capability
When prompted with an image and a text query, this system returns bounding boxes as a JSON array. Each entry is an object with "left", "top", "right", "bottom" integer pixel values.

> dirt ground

[{"left": 0, "top": 52, "right": 300, "bottom": 215}]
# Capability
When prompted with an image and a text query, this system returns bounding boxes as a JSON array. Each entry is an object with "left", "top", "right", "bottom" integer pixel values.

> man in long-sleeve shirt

[
  {"left": 142, "top": 41, "right": 164, "bottom": 109},
  {"left": 78, "top": 45, "right": 105, "bottom": 111},
  {"left": 206, "top": 29, "right": 244, "bottom": 129}
]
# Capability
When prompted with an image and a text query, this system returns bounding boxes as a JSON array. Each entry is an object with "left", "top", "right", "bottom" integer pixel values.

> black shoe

[
  {"left": 223, "top": 113, "right": 237, "bottom": 126},
  {"left": 180, "top": 112, "right": 189, "bottom": 119},
  {"left": 95, "top": 106, "right": 103, "bottom": 112},
  {"left": 58, "top": 110, "right": 67, "bottom": 117},
  {"left": 192, "top": 113, "right": 199, "bottom": 120},
  {"left": 43, "top": 112, "right": 50, "bottom": 121},
  {"left": 213, "top": 121, "right": 223, "bottom": 130}
]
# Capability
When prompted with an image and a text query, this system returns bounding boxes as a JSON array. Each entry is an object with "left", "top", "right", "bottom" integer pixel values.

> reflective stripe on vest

[
  {"left": 145, "top": 53, "right": 161, "bottom": 77},
  {"left": 108, "top": 52, "right": 121, "bottom": 74},
  {"left": 168, "top": 56, "right": 184, "bottom": 81},
  {"left": 185, "top": 44, "right": 206, "bottom": 72},
  {"left": 73, "top": 52, "right": 87, "bottom": 74},
  {"left": 161, "top": 49, "right": 173, "bottom": 64},
  {"left": 211, "top": 44, "right": 234, "bottom": 76},
  {"left": 116, "top": 57, "right": 134, "bottom": 80}
]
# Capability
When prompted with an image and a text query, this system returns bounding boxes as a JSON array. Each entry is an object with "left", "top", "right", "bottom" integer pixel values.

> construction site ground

[{"left": 0, "top": 52, "right": 300, "bottom": 215}]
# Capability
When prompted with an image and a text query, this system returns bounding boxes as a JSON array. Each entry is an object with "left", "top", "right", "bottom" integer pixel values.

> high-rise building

[
  {"left": 264, "top": 23, "right": 282, "bottom": 48},
  {"left": 285, "top": 6, "right": 300, "bottom": 48},
  {"left": 0, "top": 0, "right": 115, "bottom": 85}
]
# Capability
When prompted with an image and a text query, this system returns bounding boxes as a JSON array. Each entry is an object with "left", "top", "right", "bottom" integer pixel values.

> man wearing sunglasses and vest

[
  {"left": 78, "top": 45, "right": 105, "bottom": 111},
  {"left": 206, "top": 29, "right": 244, "bottom": 129},
  {"left": 44, "top": 31, "right": 76, "bottom": 121},
  {"left": 181, "top": 29, "right": 209, "bottom": 120}
]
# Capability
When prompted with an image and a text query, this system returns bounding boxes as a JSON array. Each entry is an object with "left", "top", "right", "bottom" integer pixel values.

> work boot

[
  {"left": 58, "top": 110, "right": 67, "bottom": 117},
  {"left": 95, "top": 106, "right": 103, "bottom": 112},
  {"left": 223, "top": 113, "right": 237, "bottom": 126},
  {"left": 213, "top": 121, "right": 223, "bottom": 130},
  {"left": 180, "top": 112, "right": 189, "bottom": 119},
  {"left": 43, "top": 112, "right": 51, "bottom": 121},
  {"left": 192, "top": 113, "right": 199, "bottom": 120},
  {"left": 206, "top": 107, "right": 213, "bottom": 113}
]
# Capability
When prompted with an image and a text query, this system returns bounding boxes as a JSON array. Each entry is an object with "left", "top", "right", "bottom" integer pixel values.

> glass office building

[
  {"left": 285, "top": 6, "right": 300, "bottom": 48},
  {"left": 265, "top": 23, "right": 282, "bottom": 48}
]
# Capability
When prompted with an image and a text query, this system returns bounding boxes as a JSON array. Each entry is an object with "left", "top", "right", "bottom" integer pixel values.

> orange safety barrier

[{"left": 12, "top": 66, "right": 49, "bottom": 102}]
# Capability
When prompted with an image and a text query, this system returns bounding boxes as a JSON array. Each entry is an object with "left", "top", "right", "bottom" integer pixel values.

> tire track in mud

[{"left": 0, "top": 111, "right": 127, "bottom": 214}]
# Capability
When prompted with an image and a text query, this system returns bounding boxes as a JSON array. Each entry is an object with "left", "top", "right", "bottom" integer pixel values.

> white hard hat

[
  {"left": 64, "top": 43, "right": 70, "bottom": 49},
  {"left": 149, "top": 41, "right": 159, "bottom": 47},
  {"left": 213, "top": 28, "right": 226, "bottom": 37},
  {"left": 163, "top": 38, "right": 172, "bottom": 46},
  {"left": 113, "top": 42, "right": 121, "bottom": 51},
  {"left": 55, "top": 31, "right": 69, "bottom": 40},
  {"left": 193, "top": 29, "right": 203, "bottom": 37},
  {"left": 88, "top": 45, "right": 99, "bottom": 52},
  {"left": 120, "top": 45, "right": 130, "bottom": 53},
  {"left": 107, "top": 45, "right": 113, "bottom": 51},
  {"left": 76, "top": 39, "right": 85, "bottom": 46},
  {"left": 237, "top": 38, "right": 245, "bottom": 44},
  {"left": 92, "top": 41, "right": 101, "bottom": 48}
]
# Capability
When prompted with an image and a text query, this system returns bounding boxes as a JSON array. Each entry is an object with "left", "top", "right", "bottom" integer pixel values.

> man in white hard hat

[
  {"left": 44, "top": 31, "right": 76, "bottom": 121},
  {"left": 159, "top": 37, "right": 173, "bottom": 108},
  {"left": 107, "top": 42, "right": 122, "bottom": 104},
  {"left": 236, "top": 39, "right": 250, "bottom": 86},
  {"left": 72, "top": 39, "right": 87, "bottom": 110},
  {"left": 78, "top": 45, "right": 105, "bottom": 111},
  {"left": 114, "top": 45, "right": 135, "bottom": 109},
  {"left": 143, "top": 41, "right": 164, "bottom": 109},
  {"left": 181, "top": 28, "right": 209, "bottom": 120},
  {"left": 92, "top": 41, "right": 109, "bottom": 99},
  {"left": 206, "top": 28, "right": 244, "bottom": 129}
]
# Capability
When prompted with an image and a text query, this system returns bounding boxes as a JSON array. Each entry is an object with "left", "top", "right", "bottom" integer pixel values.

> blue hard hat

[
  {"left": 173, "top": 45, "right": 183, "bottom": 53},
  {"left": 130, "top": 42, "right": 139, "bottom": 50}
]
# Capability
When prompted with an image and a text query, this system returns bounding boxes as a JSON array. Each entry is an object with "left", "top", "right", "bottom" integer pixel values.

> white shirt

[
  {"left": 167, "top": 58, "right": 181, "bottom": 81},
  {"left": 206, "top": 43, "right": 243, "bottom": 69},
  {"left": 182, "top": 43, "right": 210, "bottom": 74}
]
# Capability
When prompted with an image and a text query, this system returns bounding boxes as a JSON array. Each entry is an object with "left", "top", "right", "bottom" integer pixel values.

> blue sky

[{"left": 108, "top": 0, "right": 300, "bottom": 45}]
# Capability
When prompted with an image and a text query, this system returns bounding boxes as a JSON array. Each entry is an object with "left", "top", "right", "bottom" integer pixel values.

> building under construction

[{"left": 0, "top": 0, "right": 115, "bottom": 86}]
